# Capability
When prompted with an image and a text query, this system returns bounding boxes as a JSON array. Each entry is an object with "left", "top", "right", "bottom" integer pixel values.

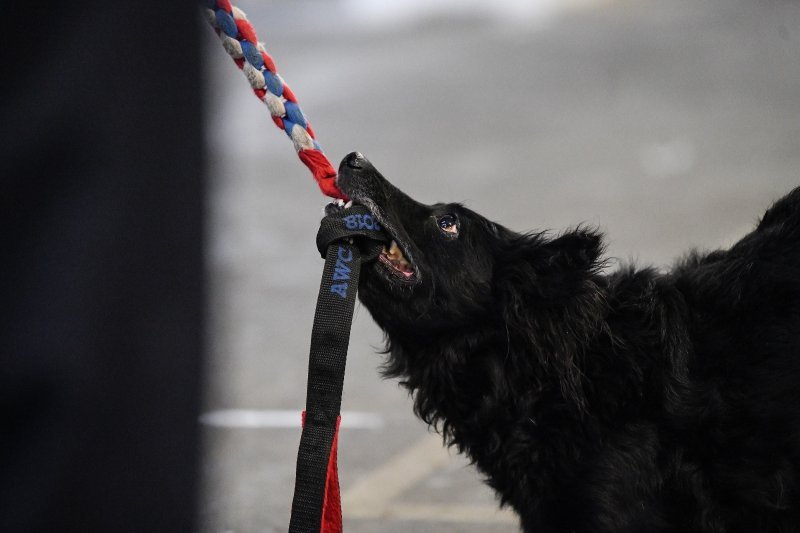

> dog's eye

[{"left": 436, "top": 214, "right": 459, "bottom": 235}]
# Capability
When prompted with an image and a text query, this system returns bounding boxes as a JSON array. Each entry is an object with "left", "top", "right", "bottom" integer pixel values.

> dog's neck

[
  {"left": 384, "top": 278, "right": 607, "bottom": 421},
  {"left": 380, "top": 268, "right": 611, "bottom": 501},
  {"left": 382, "top": 261, "right": 694, "bottom": 516}
]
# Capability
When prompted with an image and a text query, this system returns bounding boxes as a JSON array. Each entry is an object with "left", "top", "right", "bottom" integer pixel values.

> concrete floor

[{"left": 200, "top": 0, "right": 800, "bottom": 531}]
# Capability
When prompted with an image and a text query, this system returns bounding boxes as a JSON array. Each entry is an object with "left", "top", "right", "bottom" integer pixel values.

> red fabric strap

[
  {"left": 320, "top": 416, "right": 342, "bottom": 533},
  {"left": 300, "top": 411, "right": 343, "bottom": 533}
]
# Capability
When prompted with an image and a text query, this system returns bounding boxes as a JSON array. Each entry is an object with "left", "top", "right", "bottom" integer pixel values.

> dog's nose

[{"left": 345, "top": 151, "right": 365, "bottom": 170}]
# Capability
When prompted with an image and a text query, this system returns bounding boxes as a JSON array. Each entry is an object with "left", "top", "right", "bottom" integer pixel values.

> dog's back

[{"left": 661, "top": 186, "right": 800, "bottom": 531}]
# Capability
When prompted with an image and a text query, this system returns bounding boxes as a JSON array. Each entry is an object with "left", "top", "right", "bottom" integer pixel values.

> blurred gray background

[{"left": 201, "top": 1, "right": 800, "bottom": 531}]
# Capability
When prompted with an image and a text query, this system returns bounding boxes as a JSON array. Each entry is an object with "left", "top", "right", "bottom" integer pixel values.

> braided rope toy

[{"left": 204, "top": 0, "right": 346, "bottom": 200}]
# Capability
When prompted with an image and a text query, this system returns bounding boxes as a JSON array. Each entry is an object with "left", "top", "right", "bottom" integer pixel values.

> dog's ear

[
  {"left": 491, "top": 228, "right": 605, "bottom": 411},
  {"left": 492, "top": 227, "right": 605, "bottom": 304},
  {"left": 541, "top": 228, "right": 604, "bottom": 272}
]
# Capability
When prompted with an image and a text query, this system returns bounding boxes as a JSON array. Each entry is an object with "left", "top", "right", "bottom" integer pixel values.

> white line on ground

[{"left": 199, "top": 409, "right": 385, "bottom": 429}]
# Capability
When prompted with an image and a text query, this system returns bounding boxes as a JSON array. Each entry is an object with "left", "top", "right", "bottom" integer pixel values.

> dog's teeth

[
  {"left": 387, "top": 240, "right": 409, "bottom": 263},
  {"left": 344, "top": 200, "right": 353, "bottom": 209},
  {"left": 380, "top": 240, "right": 414, "bottom": 275}
]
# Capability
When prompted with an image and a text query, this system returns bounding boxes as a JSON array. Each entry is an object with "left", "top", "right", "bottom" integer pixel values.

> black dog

[{"left": 337, "top": 152, "right": 800, "bottom": 532}]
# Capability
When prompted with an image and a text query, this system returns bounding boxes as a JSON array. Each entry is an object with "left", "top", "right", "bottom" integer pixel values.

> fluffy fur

[{"left": 337, "top": 152, "right": 800, "bottom": 532}]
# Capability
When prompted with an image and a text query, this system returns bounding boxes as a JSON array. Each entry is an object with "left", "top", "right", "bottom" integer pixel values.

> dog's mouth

[
  {"left": 335, "top": 152, "right": 423, "bottom": 287},
  {"left": 378, "top": 239, "right": 417, "bottom": 282},
  {"left": 326, "top": 196, "right": 420, "bottom": 285}
]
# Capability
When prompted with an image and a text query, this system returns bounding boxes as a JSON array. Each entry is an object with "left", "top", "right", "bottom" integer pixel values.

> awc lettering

[{"left": 330, "top": 246, "right": 353, "bottom": 298}]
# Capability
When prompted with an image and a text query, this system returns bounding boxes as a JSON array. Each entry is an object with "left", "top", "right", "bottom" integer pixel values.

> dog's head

[
  {"left": 337, "top": 152, "right": 605, "bottom": 339},
  {"left": 337, "top": 152, "right": 505, "bottom": 335}
]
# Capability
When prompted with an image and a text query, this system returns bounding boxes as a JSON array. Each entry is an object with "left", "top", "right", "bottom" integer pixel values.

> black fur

[{"left": 337, "top": 152, "right": 800, "bottom": 532}]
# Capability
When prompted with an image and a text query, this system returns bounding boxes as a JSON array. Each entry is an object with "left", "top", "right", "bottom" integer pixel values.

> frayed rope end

[{"left": 299, "top": 149, "right": 347, "bottom": 200}]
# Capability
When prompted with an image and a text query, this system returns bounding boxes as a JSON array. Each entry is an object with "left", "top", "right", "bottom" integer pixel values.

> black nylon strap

[
  {"left": 288, "top": 240, "right": 359, "bottom": 533},
  {"left": 316, "top": 204, "right": 387, "bottom": 262},
  {"left": 288, "top": 206, "right": 388, "bottom": 533}
]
